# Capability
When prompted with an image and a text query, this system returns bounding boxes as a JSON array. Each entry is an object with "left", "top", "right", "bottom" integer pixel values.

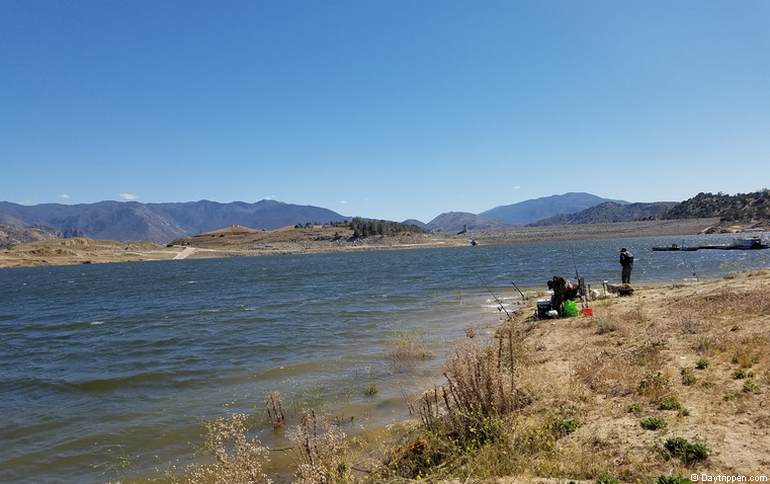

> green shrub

[
  {"left": 657, "top": 474, "right": 693, "bottom": 484},
  {"left": 627, "top": 403, "right": 642, "bottom": 414},
  {"left": 596, "top": 474, "right": 620, "bottom": 484},
  {"left": 743, "top": 380, "right": 759, "bottom": 393},
  {"left": 363, "top": 385, "right": 378, "bottom": 396},
  {"left": 657, "top": 395, "right": 683, "bottom": 411},
  {"left": 734, "top": 368, "right": 752, "bottom": 379},
  {"left": 555, "top": 418, "right": 579, "bottom": 434},
  {"left": 663, "top": 436, "right": 709, "bottom": 464},
  {"left": 640, "top": 416, "right": 667, "bottom": 430},
  {"left": 695, "top": 358, "right": 709, "bottom": 370}
]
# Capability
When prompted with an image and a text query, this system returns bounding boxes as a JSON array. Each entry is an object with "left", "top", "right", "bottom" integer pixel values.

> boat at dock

[
  {"left": 653, "top": 236, "right": 769, "bottom": 252},
  {"left": 652, "top": 243, "right": 698, "bottom": 252}
]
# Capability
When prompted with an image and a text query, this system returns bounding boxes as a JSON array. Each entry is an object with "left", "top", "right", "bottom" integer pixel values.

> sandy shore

[{"left": 368, "top": 269, "right": 770, "bottom": 481}]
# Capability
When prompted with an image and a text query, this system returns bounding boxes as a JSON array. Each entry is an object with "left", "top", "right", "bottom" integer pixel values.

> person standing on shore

[{"left": 620, "top": 248, "right": 634, "bottom": 284}]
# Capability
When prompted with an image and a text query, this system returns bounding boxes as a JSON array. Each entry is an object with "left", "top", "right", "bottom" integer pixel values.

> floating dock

[{"left": 653, "top": 237, "right": 769, "bottom": 252}]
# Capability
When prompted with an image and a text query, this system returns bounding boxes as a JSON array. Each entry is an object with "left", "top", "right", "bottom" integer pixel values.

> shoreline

[
  {"left": 0, "top": 218, "right": 719, "bottom": 269},
  {"left": 252, "top": 268, "right": 770, "bottom": 481}
]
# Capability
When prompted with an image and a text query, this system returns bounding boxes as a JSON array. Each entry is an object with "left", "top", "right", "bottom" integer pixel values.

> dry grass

[
  {"left": 724, "top": 334, "right": 770, "bottom": 369},
  {"left": 172, "top": 413, "right": 271, "bottom": 484},
  {"left": 670, "top": 286, "right": 770, "bottom": 320},
  {"left": 574, "top": 340, "right": 666, "bottom": 398},
  {"left": 286, "top": 410, "right": 350, "bottom": 483},
  {"left": 381, "top": 271, "right": 770, "bottom": 481},
  {"left": 386, "top": 330, "right": 433, "bottom": 372},
  {"left": 386, "top": 329, "right": 531, "bottom": 478}
]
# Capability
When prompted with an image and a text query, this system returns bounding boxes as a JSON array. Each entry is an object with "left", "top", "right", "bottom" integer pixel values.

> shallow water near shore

[{"left": 1, "top": 232, "right": 769, "bottom": 483}]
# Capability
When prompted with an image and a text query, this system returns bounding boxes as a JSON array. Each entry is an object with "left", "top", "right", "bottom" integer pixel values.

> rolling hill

[
  {"left": 531, "top": 201, "right": 678, "bottom": 226},
  {"left": 0, "top": 224, "right": 57, "bottom": 249},
  {"left": 426, "top": 212, "right": 504, "bottom": 232},
  {"left": 401, "top": 219, "right": 428, "bottom": 230},
  {"left": 480, "top": 192, "right": 627, "bottom": 225},
  {"left": 665, "top": 191, "right": 770, "bottom": 221}
]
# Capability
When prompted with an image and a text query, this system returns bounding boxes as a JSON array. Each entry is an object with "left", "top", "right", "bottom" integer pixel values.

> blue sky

[{"left": 1, "top": 0, "right": 768, "bottom": 222}]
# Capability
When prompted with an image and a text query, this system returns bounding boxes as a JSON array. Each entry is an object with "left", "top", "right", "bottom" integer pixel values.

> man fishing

[
  {"left": 548, "top": 276, "right": 579, "bottom": 315},
  {"left": 620, "top": 248, "right": 634, "bottom": 284}
]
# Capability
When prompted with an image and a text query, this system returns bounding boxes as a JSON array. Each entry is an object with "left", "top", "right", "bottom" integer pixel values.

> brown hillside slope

[{"left": 0, "top": 237, "right": 181, "bottom": 267}]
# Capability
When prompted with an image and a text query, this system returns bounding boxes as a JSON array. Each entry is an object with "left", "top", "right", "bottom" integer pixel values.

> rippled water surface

[{"left": 1, "top": 233, "right": 769, "bottom": 482}]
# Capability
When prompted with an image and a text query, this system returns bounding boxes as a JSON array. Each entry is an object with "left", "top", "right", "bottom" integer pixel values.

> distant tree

[{"left": 349, "top": 217, "right": 426, "bottom": 238}]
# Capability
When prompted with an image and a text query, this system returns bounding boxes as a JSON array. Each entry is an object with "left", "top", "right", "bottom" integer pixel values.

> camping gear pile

[{"left": 536, "top": 275, "right": 602, "bottom": 320}]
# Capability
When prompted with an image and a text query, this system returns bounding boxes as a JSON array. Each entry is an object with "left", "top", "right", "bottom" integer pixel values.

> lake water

[{"left": 2, "top": 233, "right": 769, "bottom": 483}]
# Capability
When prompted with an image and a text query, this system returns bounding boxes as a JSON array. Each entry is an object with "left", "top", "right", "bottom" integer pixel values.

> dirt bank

[{"left": 378, "top": 269, "right": 770, "bottom": 481}]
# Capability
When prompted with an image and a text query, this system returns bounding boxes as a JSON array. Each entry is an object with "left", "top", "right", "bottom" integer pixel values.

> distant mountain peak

[{"left": 479, "top": 192, "right": 627, "bottom": 225}]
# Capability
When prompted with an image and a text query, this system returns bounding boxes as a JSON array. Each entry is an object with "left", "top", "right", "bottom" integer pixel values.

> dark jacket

[{"left": 620, "top": 251, "right": 634, "bottom": 267}]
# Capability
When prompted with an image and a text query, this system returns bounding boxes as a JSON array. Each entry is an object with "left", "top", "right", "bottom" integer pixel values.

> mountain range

[
  {"left": 423, "top": 192, "right": 628, "bottom": 232},
  {"left": 2, "top": 190, "right": 766, "bottom": 246},
  {"left": 0, "top": 200, "right": 347, "bottom": 244}
]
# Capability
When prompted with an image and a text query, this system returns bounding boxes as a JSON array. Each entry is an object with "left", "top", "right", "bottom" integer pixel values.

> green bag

[{"left": 563, "top": 299, "right": 579, "bottom": 318}]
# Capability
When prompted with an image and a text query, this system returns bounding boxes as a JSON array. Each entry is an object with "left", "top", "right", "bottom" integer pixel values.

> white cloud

[
  {"left": 119, "top": 192, "right": 138, "bottom": 200},
  {"left": 259, "top": 195, "right": 276, "bottom": 200},
  {"left": 512, "top": 185, "right": 521, "bottom": 190},
  {"left": 339, "top": 200, "right": 348, "bottom": 204},
  {"left": 58, "top": 193, "right": 71, "bottom": 199}
]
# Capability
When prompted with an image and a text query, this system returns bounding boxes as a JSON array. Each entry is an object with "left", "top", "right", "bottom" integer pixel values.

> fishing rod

[
  {"left": 570, "top": 245, "right": 590, "bottom": 308},
  {"left": 503, "top": 253, "right": 528, "bottom": 302},
  {"left": 510, "top": 280, "right": 527, "bottom": 301},
  {"left": 570, "top": 245, "right": 581, "bottom": 280},
  {"left": 680, "top": 239, "right": 699, "bottom": 281},
  {"left": 470, "top": 268, "right": 511, "bottom": 319}
]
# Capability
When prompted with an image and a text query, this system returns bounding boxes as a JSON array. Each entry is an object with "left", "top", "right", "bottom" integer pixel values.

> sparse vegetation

[
  {"left": 695, "top": 357, "right": 709, "bottom": 369},
  {"left": 287, "top": 410, "right": 350, "bottom": 483},
  {"left": 734, "top": 368, "right": 751, "bottom": 379},
  {"left": 363, "top": 385, "right": 378, "bottom": 396},
  {"left": 639, "top": 372, "right": 672, "bottom": 402},
  {"left": 640, "top": 416, "right": 667, "bottom": 430},
  {"left": 657, "top": 395, "right": 683, "bottom": 411},
  {"left": 386, "top": 330, "right": 433, "bottom": 372},
  {"left": 595, "top": 318, "right": 618, "bottom": 334},
  {"left": 555, "top": 418, "right": 579, "bottom": 434},
  {"left": 663, "top": 437, "right": 709, "bottom": 464},
  {"left": 743, "top": 380, "right": 760, "bottom": 394},
  {"left": 680, "top": 367, "right": 697, "bottom": 386},
  {"left": 175, "top": 413, "right": 271, "bottom": 483},
  {"left": 596, "top": 474, "right": 620, "bottom": 484},
  {"left": 657, "top": 474, "right": 693, "bottom": 484},
  {"left": 627, "top": 403, "right": 642, "bottom": 414}
]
